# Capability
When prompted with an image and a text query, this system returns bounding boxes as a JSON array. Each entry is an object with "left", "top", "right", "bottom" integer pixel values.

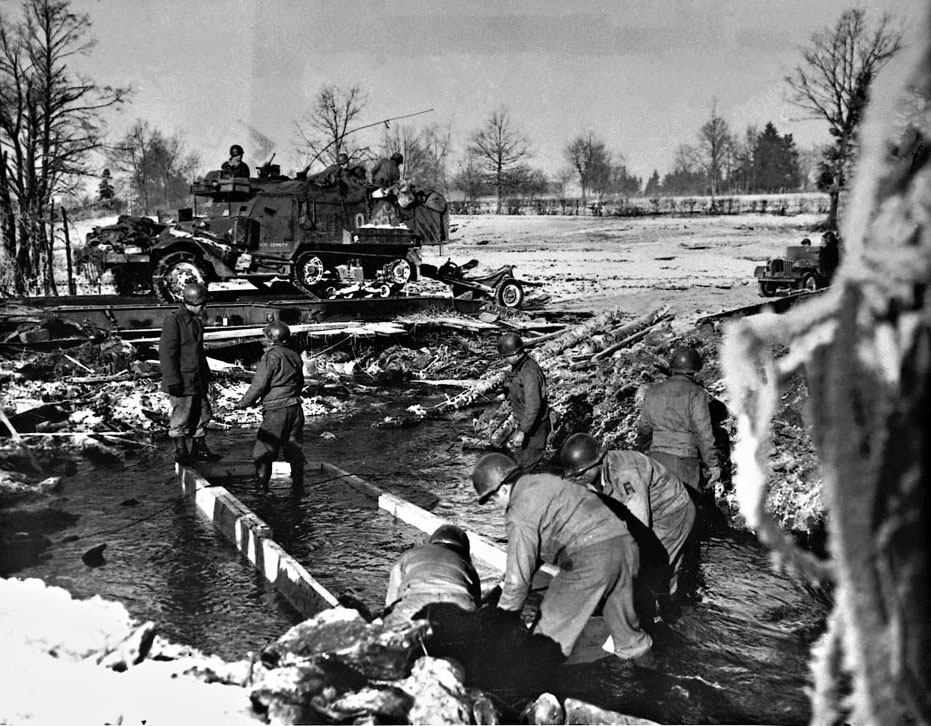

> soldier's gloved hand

[
  {"left": 706, "top": 466, "right": 722, "bottom": 486},
  {"left": 168, "top": 384, "right": 184, "bottom": 397},
  {"left": 510, "top": 430, "right": 526, "bottom": 447}
]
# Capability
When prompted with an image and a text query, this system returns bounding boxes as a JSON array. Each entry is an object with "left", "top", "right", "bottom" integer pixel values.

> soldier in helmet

[
  {"left": 159, "top": 282, "right": 221, "bottom": 465},
  {"left": 560, "top": 433, "right": 696, "bottom": 608},
  {"left": 636, "top": 345, "right": 721, "bottom": 493},
  {"left": 383, "top": 523, "right": 483, "bottom": 668},
  {"left": 497, "top": 332, "right": 551, "bottom": 472},
  {"left": 221, "top": 144, "right": 250, "bottom": 178},
  {"left": 371, "top": 151, "right": 404, "bottom": 190},
  {"left": 472, "top": 452, "right": 655, "bottom": 667},
  {"left": 235, "top": 321, "right": 306, "bottom": 493}
]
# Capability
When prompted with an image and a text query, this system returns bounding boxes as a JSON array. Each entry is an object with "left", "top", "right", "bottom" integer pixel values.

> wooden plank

[{"left": 177, "top": 464, "right": 338, "bottom": 616}]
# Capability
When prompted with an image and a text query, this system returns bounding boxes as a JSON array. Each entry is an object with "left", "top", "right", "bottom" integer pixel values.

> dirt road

[{"left": 417, "top": 213, "right": 824, "bottom": 328}]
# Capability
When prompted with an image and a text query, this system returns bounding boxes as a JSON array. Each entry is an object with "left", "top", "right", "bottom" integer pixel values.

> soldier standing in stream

[
  {"left": 497, "top": 332, "right": 551, "bottom": 473},
  {"left": 636, "top": 345, "right": 721, "bottom": 494},
  {"left": 235, "top": 321, "right": 306, "bottom": 494},
  {"left": 159, "top": 282, "right": 221, "bottom": 465}
]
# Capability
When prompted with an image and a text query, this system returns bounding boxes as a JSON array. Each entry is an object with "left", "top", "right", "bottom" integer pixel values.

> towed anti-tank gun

[{"left": 77, "top": 158, "right": 449, "bottom": 303}]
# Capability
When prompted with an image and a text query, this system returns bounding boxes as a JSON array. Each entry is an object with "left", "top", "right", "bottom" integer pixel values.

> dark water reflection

[{"left": 4, "top": 385, "right": 826, "bottom": 723}]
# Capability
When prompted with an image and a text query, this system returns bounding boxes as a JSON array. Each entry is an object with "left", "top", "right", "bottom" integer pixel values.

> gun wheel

[{"left": 496, "top": 280, "right": 525, "bottom": 308}]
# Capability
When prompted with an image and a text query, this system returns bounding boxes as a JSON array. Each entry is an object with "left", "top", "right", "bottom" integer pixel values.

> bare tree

[
  {"left": 0, "top": 0, "right": 129, "bottom": 294},
  {"left": 421, "top": 122, "right": 452, "bottom": 193},
  {"left": 380, "top": 123, "right": 428, "bottom": 181},
  {"left": 467, "top": 107, "right": 531, "bottom": 214},
  {"left": 686, "top": 99, "right": 733, "bottom": 207},
  {"left": 109, "top": 121, "right": 199, "bottom": 215},
  {"left": 564, "top": 131, "right": 612, "bottom": 203},
  {"left": 294, "top": 84, "right": 368, "bottom": 173},
  {"left": 785, "top": 8, "right": 903, "bottom": 229}
]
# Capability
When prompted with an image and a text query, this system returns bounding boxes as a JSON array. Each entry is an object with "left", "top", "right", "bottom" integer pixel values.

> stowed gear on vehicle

[{"left": 78, "top": 158, "right": 450, "bottom": 303}]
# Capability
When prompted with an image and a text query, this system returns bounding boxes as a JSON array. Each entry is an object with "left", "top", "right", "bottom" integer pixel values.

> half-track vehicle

[
  {"left": 78, "top": 162, "right": 449, "bottom": 303},
  {"left": 754, "top": 238, "right": 839, "bottom": 297}
]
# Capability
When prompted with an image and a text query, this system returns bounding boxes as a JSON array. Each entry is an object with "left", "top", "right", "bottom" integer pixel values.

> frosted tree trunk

[{"left": 720, "top": 13, "right": 931, "bottom": 724}]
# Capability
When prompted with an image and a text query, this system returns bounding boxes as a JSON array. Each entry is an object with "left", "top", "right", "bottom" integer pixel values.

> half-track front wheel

[
  {"left": 801, "top": 273, "right": 820, "bottom": 292},
  {"left": 153, "top": 251, "right": 208, "bottom": 303},
  {"left": 292, "top": 254, "right": 326, "bottom": 296},
  {"left": 496, "top": 279, "right": 525, "bottom": 308}
]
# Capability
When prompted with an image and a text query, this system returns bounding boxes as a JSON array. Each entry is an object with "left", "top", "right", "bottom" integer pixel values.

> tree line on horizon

[{"left": 0, "top": 0, "right": 904, "bottom": 295}]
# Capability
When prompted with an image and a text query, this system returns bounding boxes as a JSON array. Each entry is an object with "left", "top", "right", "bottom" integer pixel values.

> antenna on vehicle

[{"left": 301, "top": 108, "right": 434, "bottom": 174}]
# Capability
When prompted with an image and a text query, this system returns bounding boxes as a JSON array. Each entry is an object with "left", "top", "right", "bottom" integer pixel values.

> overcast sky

[{"left": 68, "top": 0, "right": 926, "bottom": 180}]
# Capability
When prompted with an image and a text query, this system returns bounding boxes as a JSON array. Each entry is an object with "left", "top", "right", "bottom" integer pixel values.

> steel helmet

[
  {"left": 264, "top": 320, "right": 291, "bottom": 344},
  {"left": 336, "top": 153, "right": 349, "bottom": 165},
  {"left": 429, "top": 524, "right": 470, "bottom": 556},
  {"left": 182, "top": 282, "right": 208, "bottom": 305},
  {"left": 497, "top": 332, "right": 524, "bottom": 357},
  {"left": 560, "top": 433, "right": 604, "bottom": 476},
  {"left": 229, "top": 144, "right": 244, "bottom": 157},
  {"left": 472, "top": 452, "right": 519, "bottom": 504},
  {"left": 668, "top": 345, "right": 702, "bottom": 374},
  {"left": 390, "top": 152, "right": 404, "bottom": 164}
]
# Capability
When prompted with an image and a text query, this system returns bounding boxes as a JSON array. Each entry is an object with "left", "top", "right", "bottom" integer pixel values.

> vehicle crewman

[
  {"left": 472, "top": 452, "right": 654, "bottom": 666},
  {"left": 498, "top": 332, "right": 551, "bottom": 472},
  {"left": 235, "top": 321, "right": 305, "bottom": 493},
  {"left": 221, "top": 144, "right": 250, "bottom": 178},
  {"left": 371, "top": 151, "right": 404, "bottom": 189},
  {"left": 636, "top": 345, "right": 721, "bottom": 493},
  {"left": 560, "top": 433, "right": 696, "bottom": 601},
  {"left": 159, "top": 282, "right": 221, "bottom": 465}
]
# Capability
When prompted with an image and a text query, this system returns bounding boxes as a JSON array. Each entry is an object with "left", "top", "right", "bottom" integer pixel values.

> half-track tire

[
  {"left": 292, "top": 253, "right": 327, "bottom": 296},
  {"left": 153, "top": 251, "right": 208, "bottom": 303},
  {"left": 496, "top": 279, "right": 525, "bottom": 308}
]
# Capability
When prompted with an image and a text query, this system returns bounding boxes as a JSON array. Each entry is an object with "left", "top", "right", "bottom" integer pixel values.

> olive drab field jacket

[
  {"left": 635, "top": 374, "right": 719, "bottom": 467},
  {"left": 384, "top": 543, "right": 482, "bottom": 624},
  {"left": 159, "top": 305, "right": 210, "bottom": 396},
  {"left": 238, "top": 344, "right": 305, "bottom": 411},
  {"left": 600, "top": 450, "right": 695, "bottom": 542},
  {"left": 498, "top": 474, "right": 631, "bottom": 612},
  {"left": 505, "top": 353, "right": 549, "bottom": 435}
]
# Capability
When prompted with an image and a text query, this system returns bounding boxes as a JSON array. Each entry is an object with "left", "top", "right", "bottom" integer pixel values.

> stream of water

[{"left": 3, "top": 384, "right": 826, "bottom": 724}]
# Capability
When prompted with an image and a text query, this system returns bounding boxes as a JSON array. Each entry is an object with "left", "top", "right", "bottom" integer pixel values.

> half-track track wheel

[
  {"left": 153, "top": 251, "right": 209, "bottom": 303},
  {"left": 291, "top": 253, "right": 327, "bottom": 297}
]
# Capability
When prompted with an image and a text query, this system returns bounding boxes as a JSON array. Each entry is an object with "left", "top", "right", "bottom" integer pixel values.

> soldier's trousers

[
  {"left": 168, "top": 393, "right": 212, "bottom": 439},
  {"left": 513, "top": 415, "right": 551, "bottom": 473},
  {"left": 533, "top": 536, "right": 652, "bottom": 659},
  {"left": 254, "top": 404, "right": 305, "bottom": 473}
]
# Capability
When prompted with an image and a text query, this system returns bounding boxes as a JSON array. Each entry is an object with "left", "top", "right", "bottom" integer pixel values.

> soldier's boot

[
  {"left": 172, "top": 437, "right": 190, "bottom": 465},
  {"left": 191, "top": 437, "right": 221, "bottom": 461},
  {"left": 289, "top": 459, "right": 305, "bottom": 495},
  {"left": 255, "top": 459, "right": 272, "bottom": 493}
]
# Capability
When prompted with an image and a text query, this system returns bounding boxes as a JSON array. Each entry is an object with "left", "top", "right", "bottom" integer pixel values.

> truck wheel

[
  {"left": 802, "top": 273, "right": 820, "bottom": 292},
  {"left": 292, "top": 253, "right": 326, "bottom": 295},
  {"left": 153, "top": 251, "right": 208, "bottom": 303},
  {"left": 759, "top": 281, "right": 778, "bottom": 297},
  {"left": 496, "top": 280, "right": 525, "bottom": 308}
]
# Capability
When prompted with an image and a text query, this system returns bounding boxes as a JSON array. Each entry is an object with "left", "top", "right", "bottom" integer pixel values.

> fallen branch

[{"left": 435, "top": 307, "right": 631, "bottom": 413}]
